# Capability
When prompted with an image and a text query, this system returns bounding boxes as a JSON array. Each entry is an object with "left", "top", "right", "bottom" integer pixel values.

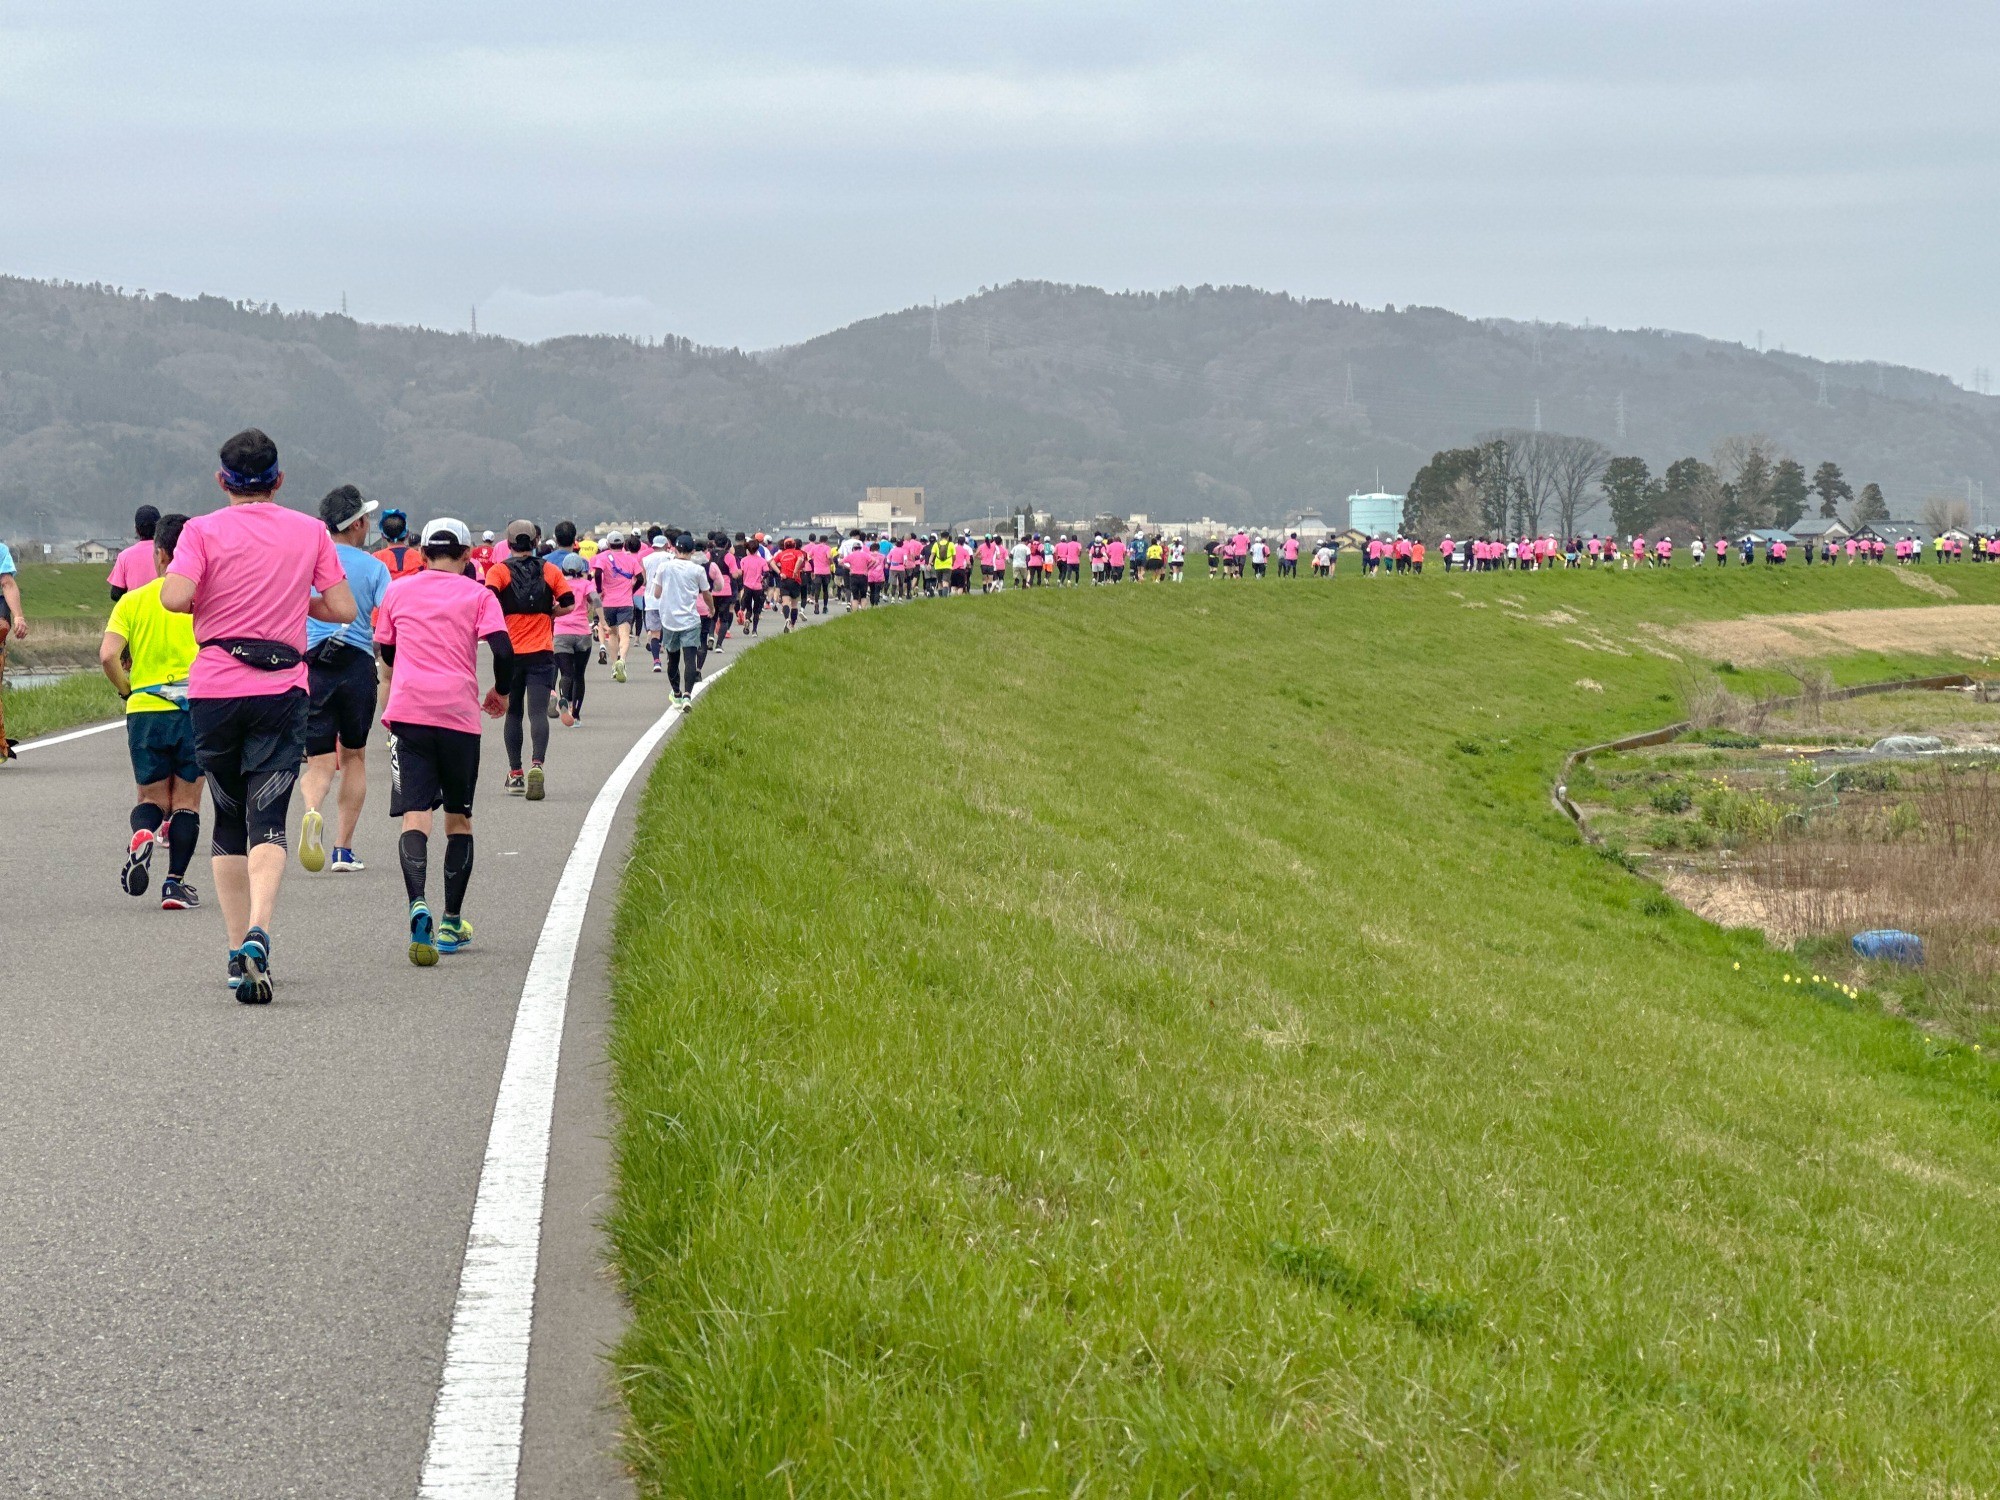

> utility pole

[
  {"left": 1533, "top": 397, "right": 1543, "bottom": 433},
  {"left": 1615, "top": 391, "right": 1627, "bottom": 442},
  {"left": 928, "top": 298, "right": 941, "bottom": 360},
  {"left": 1344, "top": 364, "right": 1355, "bottom": 408},
  {"left": 1816, "top": 372, "right": 1830, "bottom": 409},
  {"left": 470, "top": 304, "right": 478, "bottom": 338}
]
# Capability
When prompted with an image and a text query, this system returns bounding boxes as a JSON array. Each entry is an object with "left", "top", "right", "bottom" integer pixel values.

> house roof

[
  {"left": 1853, "top": 522, "right": 1924, "bottom": 542},
  {"left": 1739, "top": 528, "right": 1798, "bottom": 544},
  {"left": 1790, "top": 518, "right": 1850, "bottom": 538}
]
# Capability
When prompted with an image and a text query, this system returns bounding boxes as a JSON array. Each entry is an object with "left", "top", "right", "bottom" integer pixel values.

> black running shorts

[
  {"left": 307, "top": 645, "right": 378, "bottom": 756},
  {"left": 387, "top": 721, "right": 482, "bottom": 818},
  {"left": 192, "top": 690, "right": 308, "bottom": 784}
]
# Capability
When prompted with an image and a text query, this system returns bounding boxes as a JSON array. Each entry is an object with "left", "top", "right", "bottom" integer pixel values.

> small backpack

[{"left": 498, "top": 554, "right": 555, "bottom": 616}]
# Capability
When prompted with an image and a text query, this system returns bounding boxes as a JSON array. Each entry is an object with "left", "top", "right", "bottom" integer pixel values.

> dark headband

[{"left": 219, "top": 460, "right": 282, "bottom": 494}]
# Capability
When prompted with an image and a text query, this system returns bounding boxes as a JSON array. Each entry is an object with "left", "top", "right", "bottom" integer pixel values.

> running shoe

[
  {"left": 121, "top": 826, "right": 157, "bottom": 897},
  {"left": 237, "top": 927, "right": 274, "bottom": 1005},
  {"left": 597, "top": 643, "right": 608, "bottom": 665},
  {"left": 408, "top": 902, "right": 439, "bottom": 966},
  {"left": 612, "top": 659, "right": 627, "bottom": 683},
  {"left": 437, "top": 913, "right": 473, "bottom": 954},
  {"left": 525, "top": 765, "right": 545, "bottom": 802},
  {"left": 561, "top": 703, "right": 576, "bottom": 727},
  {"left": 651, "top": 660, "right": 663, "bottom": 674},
  {"left": 225, "top": 953, "right": 245, "bottom": 992},
  {"left": 329, "top": 848, "right": 365, "bottom": 873},
  {"left": 547, "top": 696, "right": 561, "bottom": 719},
  {"left": 506, "top": 770, "right": 526, "bottom": 795},
  {"left": 159, "top": 876, "right": 199, "bottom": 910},
  {"left": 299, "top": 808, "right": 327, "bottom": 872}
]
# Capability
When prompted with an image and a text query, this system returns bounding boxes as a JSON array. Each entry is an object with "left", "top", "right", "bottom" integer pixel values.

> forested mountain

[{"left": 2, "top": 274, "right": 1995, "bottom": 539}]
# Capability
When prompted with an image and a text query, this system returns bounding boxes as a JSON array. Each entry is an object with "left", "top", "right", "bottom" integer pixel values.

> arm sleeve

[{"left": 483, "top": 630, "right": 516, "bottom": 695}]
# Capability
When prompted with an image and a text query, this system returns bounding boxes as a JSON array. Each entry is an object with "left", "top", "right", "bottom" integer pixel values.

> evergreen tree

[
  {"left": 1601, "top": 456, "right": 1658, "bottom": 535},
  {"left": 1769, "top": 458, "right": 1809, "bottom": 527},
  {"left": 1811, "top": 460, "right": 1853, "bottom": 519}
]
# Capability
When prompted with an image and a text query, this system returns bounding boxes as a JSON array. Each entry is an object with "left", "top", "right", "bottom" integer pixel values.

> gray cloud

[{"left": 2, "top": 2, "right": 1995, "bottom": 375}]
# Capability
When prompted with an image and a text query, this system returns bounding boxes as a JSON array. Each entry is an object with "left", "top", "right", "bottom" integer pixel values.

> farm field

[{"left": 609, "top": 563, "right": 2000, "bottom": 1496}]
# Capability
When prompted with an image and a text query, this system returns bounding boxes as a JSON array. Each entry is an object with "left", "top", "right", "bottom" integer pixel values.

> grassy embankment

[
  {"left": 4, "top": 562, "right": 120, "bottom": 741},
  {"left": 610, "top": 564, "right": 2000, "bottom": 1496}
]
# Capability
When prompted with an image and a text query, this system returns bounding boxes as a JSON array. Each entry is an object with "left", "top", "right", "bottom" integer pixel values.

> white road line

[
  {"left": 419, "top": 659, "right": 734, "bottom": 1499},
  {"left": 13, "top": 718, "right": 122, "bottom": 753}
]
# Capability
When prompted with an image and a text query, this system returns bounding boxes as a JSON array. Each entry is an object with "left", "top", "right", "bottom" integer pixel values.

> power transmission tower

[
  {"left": 1344, "top": 364, "right": 1355, "bottom": 408},
  {"left": 1533, "top": 397, "right": 1543, "bottom": 432},
  {"left": 341, "top": 290, "right": 348, "bottom": 316},
  {"left": 928, "top": 299, "right": 941, "bottom": 360},
  {"left": 1816, "top": 372, "right": 1830, "bottom": 408},
  {"left": 470, "top": 304, "right": 478, "bottom": 338},
  {"left": 1615, "top": 391, "right": 1627, "bottom": 442}
]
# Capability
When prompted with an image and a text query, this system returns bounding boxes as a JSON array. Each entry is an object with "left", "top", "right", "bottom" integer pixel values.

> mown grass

[
  {"left": 3, "top": 669, "right": 120, "bottom": 744},
  {"left": 610, "top": 564, "right": 2000, "bottom": 1496},
  {"left": 15, "top": 560, "right": 115, "bottom": 624}
]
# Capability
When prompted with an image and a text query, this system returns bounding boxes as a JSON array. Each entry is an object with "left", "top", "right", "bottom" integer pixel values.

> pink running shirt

[
  {"left": 169, "top": 500, "right": 345, "bottom": 699},
  {"left": 109, "top": 539, "right": 161, "bottom": 593},
  {"left": 376, "top": 567, "right": 506, "bottom": 734},
  {"left": 591, "top": 550, "right": 641, "bottom": 609}
]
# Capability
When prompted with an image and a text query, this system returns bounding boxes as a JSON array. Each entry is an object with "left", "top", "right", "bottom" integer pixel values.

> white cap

[
  {"left": 481, "top": 529, "right": 495, "bottom": 541},
  {"left": 421, "top": 516, "right": 472, "bottom": 548}
]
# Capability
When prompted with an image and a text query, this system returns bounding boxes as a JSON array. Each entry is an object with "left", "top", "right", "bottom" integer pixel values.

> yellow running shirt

[{"left": 105, "top": 577, "right": 197, "bottom": 715}]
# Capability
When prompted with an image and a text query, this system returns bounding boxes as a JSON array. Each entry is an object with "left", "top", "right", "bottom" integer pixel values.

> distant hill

[{"left": 3, "top": 275, "right": 1996, "bottom": 539}]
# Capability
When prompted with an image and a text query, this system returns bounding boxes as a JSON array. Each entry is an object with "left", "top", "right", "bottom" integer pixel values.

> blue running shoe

[
  {"left": 329, "top": 847, "right": 365, "bottom": 873},
  {"left": 225, "top": 953, "right": 245, "bottom": 992},
  {"left": 437, "top": 914, "right": 473, "bottom": 954},
  {"left": 408, "top": 902, "right": 439, "bottom": 967},
  {"left": 236, "top": 927, "right": 273, "bottom": 1005}
]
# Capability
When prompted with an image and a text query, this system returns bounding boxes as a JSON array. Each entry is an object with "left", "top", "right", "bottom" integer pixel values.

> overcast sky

[{"left": 3, "top": 2, "right": 1995, "bottom": 378}]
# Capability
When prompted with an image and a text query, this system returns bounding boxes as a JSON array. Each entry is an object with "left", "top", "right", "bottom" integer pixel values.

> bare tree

[
  {"left": 1547, "top": 434, "right": 1610, "bottom": 541},
  {"left": 1513, "top": 430, "right": 1560, "bottom": 535},
  {"left": 1478, "top": 430, "right": 1549, "bottom": 534},
  {"left": 1919, "top": 496, "right": 1971, "bottom": 534}
]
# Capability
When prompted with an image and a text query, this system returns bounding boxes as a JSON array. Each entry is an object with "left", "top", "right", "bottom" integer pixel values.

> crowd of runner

[{"left": 9, "top": 429, "right": 1994, "bottom": 1001}]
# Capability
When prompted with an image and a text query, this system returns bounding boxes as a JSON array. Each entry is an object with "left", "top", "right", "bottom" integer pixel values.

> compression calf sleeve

[
  {"left": 399, "top": 830, "right": 428, "bottom": 905},
  {"left": 679, "top": 648, "right": 701, "bottom": 691},
  {"left": 665, "top": 653, "right": 681, "bottom": 693},
  {"left": 443, "top": 833, "right": 474, "bottom": 917},
  {"left": 131, "top": 803, "right": 165, "bottom": 836},
  {"left": 167, "top": 809, "right": 199, "bottom": 877}
]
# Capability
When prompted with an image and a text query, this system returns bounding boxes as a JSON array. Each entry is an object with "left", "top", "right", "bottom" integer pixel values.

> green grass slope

[{"left": 611, "top": 566, "right": 2000, "bottom": 1497}]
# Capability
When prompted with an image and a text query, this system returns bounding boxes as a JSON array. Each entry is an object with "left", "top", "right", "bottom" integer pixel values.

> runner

[
  {"left": 160, "top": 429, "right": 356, "bottom": 1003},
  {"left": 641, "top": 533, "right": 676, "bottom": 673},
  {"left": 655, "top": 534, "right": 713, "bottom": 708},
  {"left": 99, "top": 512, "right": 203, "bottom": 909},
  {"left": 0, "top": 537, "right": 23, "bottom": 762},
  {"left": 806, "top": 533, "right": 834, "bottom": 614},
  {"left": 553, "top": 551, "right": 595, "bottom": 725},
  {"left": 373, "top": 508, "right": 427, "bottom": 580},
  {"left": 736, "top": 539, "right": 768, "bottom": 632},
  {"left": 705, "top": 536, "right": 736, "bottom": 648},
  {"left": 375, "top": 517, "right": 513, "bottom": 966},
  {"left": 487, "top": 519, "right": 573, "bottom": 801},
  {"left": 590, "top": 532, "right": 642, "bottom": 681},
  {"left": 299, "top": 485, "right": 391, "bottom": 874},
  {"left": 107, "top": 506, "right": 163, "bottom": 603},
  {"left": 773, "top": 537, "right": 807, "bottom": 631}
]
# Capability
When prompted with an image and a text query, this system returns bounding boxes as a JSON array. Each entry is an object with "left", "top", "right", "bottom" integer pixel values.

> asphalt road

[{"left": 0, "top": 622, "right": 776, "bottom": 1497}]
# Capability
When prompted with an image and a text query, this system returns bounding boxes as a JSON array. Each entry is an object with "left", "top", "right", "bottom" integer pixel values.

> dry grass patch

[{"left": 1664, "top": 603, "right": 2000, "bottom": 665}]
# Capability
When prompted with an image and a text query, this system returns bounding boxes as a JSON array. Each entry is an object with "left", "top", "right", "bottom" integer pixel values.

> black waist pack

[
  {"left": 205, "top": 637, "right": 304, "bottom": 671},
  {"left": 306, "top": 636, "right": 360, "bottom": 669}
]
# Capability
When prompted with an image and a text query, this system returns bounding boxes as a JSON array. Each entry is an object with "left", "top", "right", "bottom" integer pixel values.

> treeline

[{"left": 1408, "top": 432, "right": 1903, "bottom": 539}]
